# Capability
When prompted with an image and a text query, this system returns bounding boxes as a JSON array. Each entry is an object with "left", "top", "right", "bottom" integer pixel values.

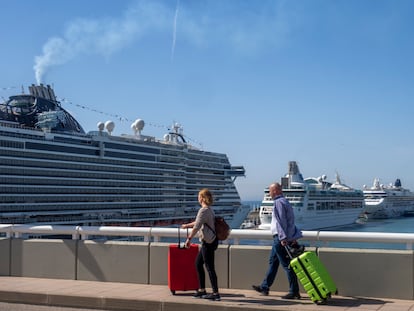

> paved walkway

[{"left": 0, "top": 277, "right": 413, "bottom": 311}]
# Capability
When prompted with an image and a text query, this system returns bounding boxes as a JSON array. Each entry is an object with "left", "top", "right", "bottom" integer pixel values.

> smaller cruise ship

[
  {"left": 361, "top": 178, "right": 414, "bottom": 219},
  {"left": 258, "top": 161, "right": 364, "bottom": 230}
]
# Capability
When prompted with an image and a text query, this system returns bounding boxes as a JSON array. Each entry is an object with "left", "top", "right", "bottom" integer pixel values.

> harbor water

[{"left": 242, "top": 201, "right": 414, "bottom": 250}]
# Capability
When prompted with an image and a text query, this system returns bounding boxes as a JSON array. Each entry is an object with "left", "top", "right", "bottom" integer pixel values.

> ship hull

[
  {"left": 362, "top": 192, "right": 414, "bottom": 219},
  {"left": 362, "top": 178, "right": 414, "bottom": 220},
  {"left": 258, "top": 198, "right": 363, "bottom": 231},
  {"left": 257, "top": 161, "right": 364, "bottom": 231},
  {"left": 0, "top": 85, "right": 248, "bottom": 228}
]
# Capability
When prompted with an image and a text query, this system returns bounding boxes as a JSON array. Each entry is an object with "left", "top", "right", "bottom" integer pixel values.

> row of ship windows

[
  {"left": 0, "top": 199, "right": 196, "bottom": 207},
  {"left": 1, "top": 136, "right": 163, "bottom": 157},
  {"left": 0, "top": 202, "right": 240, "bottom": 213},
  {"left": 0, "top": 163, "right": 225, "bottom": 180},
  {"left": 1, "top": 156, "right": 227, "bottom": 177},
  {"left": 0, "top": 129, "right": 45, "bottom": 140},
  {"left": 28, "top": 141, "right": 159, "bottom": 162},
  {"left": 293, "top": 202, "right": 363, "bottom": 209},
  {"left": 1, "top": 187, "right": 240, "bottom": 197},
  {"left": 2, "top": 152, "right": 227, "bottom": 173},
  {"left": 1, "top": 132, "right": 227, "bottom": 164},
  {"left": 307, "top": 202, "right": 363, "bottom": 210},
  {"left": 0, "top": 139, "right": 229, "bottom": 167},
  {"left": 2, "top": 178, "right": 228, "bottom": 188},
  {"left": 0, "top": 186, "right": 225, "bottom": 194},
  {"left": 1, "top": 180, "right": 230, "bottom": 192},
  {"left": 1, "top": 150, "right": 172, "bottom": 170},
  {"left": 1, "top": 141, "right": 230, "bottom": 165}
]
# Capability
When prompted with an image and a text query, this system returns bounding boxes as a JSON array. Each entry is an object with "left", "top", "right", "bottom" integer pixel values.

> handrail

[
  {"left": 0, "top": 224, "right": 413, "bottom": 249},
  {"left": 78, "top": 226, "right": 151, "bottom": 241},
  {"left": 10, "top": 225, "right": 80, "bottom": 240}
]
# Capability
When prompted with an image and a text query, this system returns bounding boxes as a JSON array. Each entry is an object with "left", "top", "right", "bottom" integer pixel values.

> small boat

[{"left": 239, "top": 219, "right": 256, "bottom": 229}]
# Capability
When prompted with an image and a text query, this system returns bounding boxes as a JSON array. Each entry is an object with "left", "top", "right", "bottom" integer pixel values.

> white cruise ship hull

[
  {"left": 363, "top": 195, "right": 414, "bottom": 219},
  {"left": 258, "top": 161, "right": 364, "bottom": 231},
  {"left": 0, "top": 84, "right": 248, "bottom": 228},
  {"left": 258, "top": 199, "right": 364, "bottom": 231},
  {"left": 362, "top": 179, "right": 414, "bottom": 219}
]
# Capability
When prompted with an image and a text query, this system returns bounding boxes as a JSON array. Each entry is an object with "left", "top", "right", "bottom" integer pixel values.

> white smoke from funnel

[
  {"left": 32, "top": 1, "right": 282, "bottom": 84},
  {"left": 33, "top": 1, "right": 171, "bottom": 84}
]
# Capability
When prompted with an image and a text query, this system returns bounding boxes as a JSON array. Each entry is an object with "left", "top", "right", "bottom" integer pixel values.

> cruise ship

[
  {"left": 0, "top": 84, "right": 249, "bottom": 228},
  {"left": 258, "top": 161, "right": 364, "bottom": 230},
  {"left": 361, "top": 178, "right": 414, "bottom": 219}
]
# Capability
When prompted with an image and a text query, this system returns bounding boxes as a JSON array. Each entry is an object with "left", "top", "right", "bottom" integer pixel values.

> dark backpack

[{"left": 206, "top": 216, "right": 230, "bottom": 241}]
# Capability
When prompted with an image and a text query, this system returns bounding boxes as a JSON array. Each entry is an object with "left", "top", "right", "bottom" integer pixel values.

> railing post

[{"left": 72, "top": 226, "right": 80, "bottom": 240}]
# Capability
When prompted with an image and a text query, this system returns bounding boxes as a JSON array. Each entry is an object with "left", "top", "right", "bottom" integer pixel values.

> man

[{"left": 252, "top": 182, "right": 303, "bottom": 299}]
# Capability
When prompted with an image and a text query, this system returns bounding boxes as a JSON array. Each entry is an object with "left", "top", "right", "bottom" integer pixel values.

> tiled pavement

[{"left": 0, "top": 277, "right": 413, "bottom": 311}]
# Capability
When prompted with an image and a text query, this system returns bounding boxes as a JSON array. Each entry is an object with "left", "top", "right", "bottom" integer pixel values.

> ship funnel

[
  {"left": 287, "top": 161, "right": 305, "bottom": 184},
  {"left": 394, "top": 179, "right": 402, "bottom": 188},
  {"left": 28, "top": 84, "right": 57, "bottom": 102}
]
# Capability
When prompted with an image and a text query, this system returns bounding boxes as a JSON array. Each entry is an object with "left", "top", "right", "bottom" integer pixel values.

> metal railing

[{"left": 0, "top": 224, "right": 413, "bottom": 249}]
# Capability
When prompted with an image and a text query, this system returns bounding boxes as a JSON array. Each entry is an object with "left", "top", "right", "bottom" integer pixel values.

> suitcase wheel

[
  {"left": 171, "top": 290, "right": 176, "bottom": 295},
  {"left": 315, "top": 298, "right": 327, "bottom": 305}
]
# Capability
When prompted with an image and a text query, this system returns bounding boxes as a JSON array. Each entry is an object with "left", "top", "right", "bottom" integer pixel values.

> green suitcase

[{"left": 290, "top": 251, "right": 337, "bottom": 304}]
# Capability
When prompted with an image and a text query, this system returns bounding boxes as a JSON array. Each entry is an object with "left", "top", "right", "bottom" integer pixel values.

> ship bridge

[{"left": 225, "top": 165, "right": 245, "bottom": 181}]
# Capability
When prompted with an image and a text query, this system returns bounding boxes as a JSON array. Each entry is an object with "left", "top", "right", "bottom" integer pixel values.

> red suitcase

[{"left": 168, "top": 230, "right": 199, "bottom": 295}]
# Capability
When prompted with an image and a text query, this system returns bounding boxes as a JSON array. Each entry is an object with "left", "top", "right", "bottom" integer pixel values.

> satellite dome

[
  {"left": 132, "top": 119, "right": 145, "bottom": 135},
  {"left": 134, "top": 119, "right": 145, "bottom": 130},
  {"left": 105, "top": 120, "right": 115, "bottom": 134},
  {"left": 97, "top": 122, "right": 105, "bottom": 131}
]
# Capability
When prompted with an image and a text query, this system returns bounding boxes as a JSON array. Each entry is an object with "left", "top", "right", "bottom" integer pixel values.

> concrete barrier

[
  {"left": 77, "top": 241, "right": 149, "bottom": 284},
  {"left": 0, "top": 238, "right": 10, "bottom": 276},
  {"left": 10, "top": 239, "right": 77, "bottom": 279},
  {"left": 318, "top": 247, "right": 414, "bottom": 300},
  {"left": 1, "top": 238, "right": 413, "bottom": 300}
]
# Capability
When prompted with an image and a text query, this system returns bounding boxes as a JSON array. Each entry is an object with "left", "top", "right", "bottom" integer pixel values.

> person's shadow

[{"left": 217, "top": 293, "right": 388, "bottom": 308}]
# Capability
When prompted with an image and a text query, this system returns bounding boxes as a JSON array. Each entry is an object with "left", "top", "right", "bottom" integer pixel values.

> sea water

[
  {"left": 242, "top": 201, "right": 414, "bottom": 250},
  {"left": 315, "top": 216, "right": 414, "bottom": 250},
  {"left": 330, "top": 215, "right": 414, "bottom": 234}
]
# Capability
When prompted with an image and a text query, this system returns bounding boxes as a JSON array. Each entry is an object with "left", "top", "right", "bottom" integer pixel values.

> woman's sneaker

[
  {"left": 193, "top": 290, "right": 207, "bottom": 298},
  {"left": 203, "top": 293, "right": 221, "bottom": 301}
]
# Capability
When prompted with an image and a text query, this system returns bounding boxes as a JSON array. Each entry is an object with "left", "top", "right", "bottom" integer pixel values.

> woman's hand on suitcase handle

[
  {"left": 185, "top": 236, "right": 191, "bottom": 248},
  {"left": 181, "top": 221, "right": 195, "bottom": 229}
]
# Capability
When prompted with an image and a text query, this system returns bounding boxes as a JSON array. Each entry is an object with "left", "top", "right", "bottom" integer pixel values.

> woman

[{"left": 181, "top": 188, "right": 220, "bottom": 301}]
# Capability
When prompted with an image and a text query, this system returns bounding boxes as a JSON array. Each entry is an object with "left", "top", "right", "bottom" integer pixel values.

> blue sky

[{"left": 1, "top": 0, "right": 414, "bottom": 201}]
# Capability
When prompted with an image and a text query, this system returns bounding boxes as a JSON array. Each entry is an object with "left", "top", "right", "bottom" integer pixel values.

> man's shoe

[
  {"left": 203, "top": 293, "right": 221, "bottom": 301},
  {"left": 282, "top": 292, "right": 301, "bottom": 300},
  {"left": 193, "top": 290, "right": 207, "bottom": 298},
  {"left": 252, "top": 285, "right": 269, "bottom": 296}
]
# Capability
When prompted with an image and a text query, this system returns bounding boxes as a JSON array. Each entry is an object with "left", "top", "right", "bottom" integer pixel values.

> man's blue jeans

[{"left": 260, "top": 235, "right": 299, "bottom": 294}]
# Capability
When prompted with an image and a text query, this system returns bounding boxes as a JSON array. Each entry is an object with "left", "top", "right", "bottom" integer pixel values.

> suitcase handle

[
  {"left": 284, "top": 245, "right": 293, "bottom": 260},
  {"left": 178, "top": 227, "right": 189, "bottom": 249},
  {"left": 284, "top": 243, "right": 305, "bottom": 260}
]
